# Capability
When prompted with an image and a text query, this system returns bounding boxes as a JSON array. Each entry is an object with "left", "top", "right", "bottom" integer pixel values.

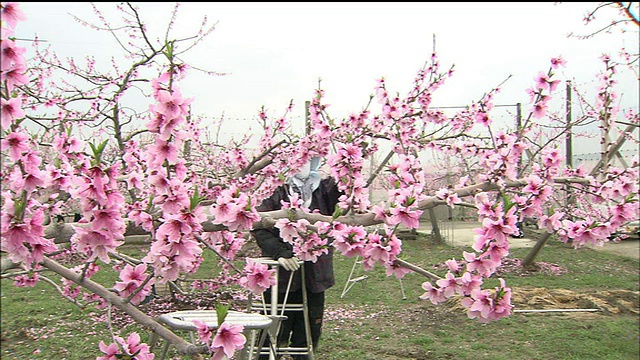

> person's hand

[{"left": 277, "top": 257, "right": 300, "bottom": 271}]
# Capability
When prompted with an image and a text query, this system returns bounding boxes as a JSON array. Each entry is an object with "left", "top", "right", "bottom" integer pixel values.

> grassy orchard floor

[{"left": 1, "top": 232, "right": 638, "bottom": 360}]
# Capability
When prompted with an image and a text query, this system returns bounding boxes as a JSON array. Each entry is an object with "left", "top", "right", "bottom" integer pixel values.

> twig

[{"left": 195, "top": 234, "right": 243, "bottom": 274}]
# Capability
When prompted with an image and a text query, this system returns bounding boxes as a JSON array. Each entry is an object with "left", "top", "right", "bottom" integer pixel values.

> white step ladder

[{"left": 248, "top": 257, "right": 315, "bottom": 360}]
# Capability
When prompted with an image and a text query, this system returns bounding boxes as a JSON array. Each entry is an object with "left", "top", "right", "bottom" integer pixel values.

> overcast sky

[{"left": 12, "top": 2, "right": 640, "bottom": 155}]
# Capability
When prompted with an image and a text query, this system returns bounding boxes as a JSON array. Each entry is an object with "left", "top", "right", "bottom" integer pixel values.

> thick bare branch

[{"left": 40, "top": 256, "right": 210, "bottom": 357}]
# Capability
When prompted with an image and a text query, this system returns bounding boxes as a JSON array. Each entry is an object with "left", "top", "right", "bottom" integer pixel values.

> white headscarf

[{"left": 287, "top": 157, "right": 321, "bottom": 208}]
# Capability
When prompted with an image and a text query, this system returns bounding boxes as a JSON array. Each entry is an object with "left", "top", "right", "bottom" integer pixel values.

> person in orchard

[{"left": 251, "top": 156, "right": 342, "bottom": 359}]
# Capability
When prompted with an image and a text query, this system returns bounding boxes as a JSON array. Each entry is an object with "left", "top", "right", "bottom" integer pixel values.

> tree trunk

[
  {"left": 522, "top": 232, "right": 552, "bottom": 267},
  {"left": 429, "top": 207, "right": 444, "bottom": 245}
]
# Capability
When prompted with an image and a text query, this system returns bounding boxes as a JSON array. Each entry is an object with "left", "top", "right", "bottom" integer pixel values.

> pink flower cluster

[
  {"left": 528, "top": 57, "right": 566, "bottom": 119},
  {"left": 0, "top": 6, "right": 57, "bottom": 270},
  {"left": 419, "top": 195, "right": 520, "bottom": 322},
  {"left": 328, "top": 143, "right": 371, "bottom": 212},
  {"left": 210, "top": 185, "right": 262, "bottom": 231},
  {"left": 193, "top": 320, "right": 246, "bottom": 360},
  {"left": 274, "top": 218, "right": 332, "bottom": 262},
  {"left": 113, "top": 263, "right": 155, "bottom": 305},
  {"left": 372, "top": 154, "right": 427, "bottom": 229},
  {"left": 70, "top": 165, "right": 127, "bottom": 264},
  {"left": 238, "top": 258, "right": 276, "bottom": 295},
  {"left": 134, "top": 73, "right": 212, "bottom": 284},
  {"left": 97, "top": 333, "right": 154, "bottom": 360}
]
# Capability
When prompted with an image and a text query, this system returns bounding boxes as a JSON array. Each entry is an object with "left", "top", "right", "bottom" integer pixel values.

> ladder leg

[
  {"left": 301, "top": 265, "right": 314, "bottom": 360},
  {"left": 340, "top": 256, "right": 361, "bottom": 298}
]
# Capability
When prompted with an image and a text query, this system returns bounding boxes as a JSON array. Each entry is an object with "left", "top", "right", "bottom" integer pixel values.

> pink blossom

[
  {"left": 208, "top": 230, "right": 245, "bottom": 260},
  {"left": 123, "top": 332, "right": 154, "bottom": 359},
  {"left": 371, "top": 204, "right": 389, "bottom": 224},
  {"left": 458, "top": 272, "right": 483, "bottom": 295},
  {"left": 475, "top": 111, "right": 491, "bottom": 126},
  {"left": 525, "top": 87, "right": 538, "bottom": 103},
  {"left": 611, "top": 202, "right": 638, "bottom": 227},
  {"left": 19, "top": 165, "right": 49, "bottom": 194},
  {"left": 226, "top": 203, "right": 261, "bottom": 232},
  {"left": 475, "top": 193, "right": 501, "bottom": 218},
  {"left": 0, "top": 2, "right": 27, "bottom": 29},
  {"left": 436, "top": 272, "right": 462, "bottom": 297},
  {"left": 463, "top": 279, "right": 512, "bottom": 323},
  {"left": 384, "top": 261, "right": 413, "bottom": 279},
  {"left": 294, "top": 232, "right": 328, "bottom": 263},
  {"left": 389, "top": 206, "right": 421, "bottom": 229},
  {"left": 542, "top": 147, "right": 562, "bottom": 170},
  {"left": 1, "top": 130, "right": 30, "bottom": 161},
  {"left": 154, "top": 88, "right": 192, "bottom": 119},
  {"left": 211, "top": 322, "right": 246, "bottom": 359},
  {"left": 113, "top": 263, "right": 154, "bottom": 305},
  {"left": 153, "top": 188, "right": 190, "bottom": 215},
  {"left": 419, "top": 281, "right": 446, "bottom": 305},
  {"left": 539, "top": 211, "right": 565, "bottom": 233},
  {"left": 73, "top": 227, "right": 123, "bottom": 264},
  {"left": 238, "top": 258, "right": 276, "bottom": 295},
  {"left": 472, "top": 226, "right": 491, "bottom": 251},
  {"left": 146, "top": 111, "right": 166, "bottom": 135},
  {"left": 523, "top": 175, "right": 544, "bottom": 195},
  {"left": 210, "top": 192, "right": 237, "bottom": 224},
  {"left": 1, "top": 97, "right": 24, "bottom": 128},
  {"left": 445, "top": 259, "right": 460, "bottom": 273},
  {"left": 97, "top": 341, "right": 120, "bottom": 360},
  {"left": 463, "top": 251, "right": 499, "bottom": 277},
  {"left": 127, "top": 207, "right": 155, "bottom": 233},
  {"left": 156, "top": 217, "right": 191, "bottom": 243},
  {"left": 386, "top": 233, "right": 402, "bottom": 258},
  {"left": 435, "top": 188, "right": 461, "bottom": 208},
  {"left": 97, "top": 333, "right": 154, "bottom": 360},
  {"left": 1, "top": 37, "right": 26, "bottom": 70},
  {"left": 547, "top": 79, "right": 560, "bottom": 92},
  {"left": 551, "top": 56, "right": 567, "bottom": 69},
  {"left": 1, "top": 211, "right": 55, "bottom": 269},
  {"left": 126, "top": 172, "right": 144, "bottom": 191},
  {"left": 24, "top": 218, "right": 57, "bottom": 265},
  {"left": 363, "top": 232, "right": 391, "bottom": 264},
  {"left": 535, "top": 72, "right": 550, "bottom": 90},
  {"left": 445, "top": 193, "right": 461, "bottom": 207},
  {"left": 13, "top": 272, "right": 39, "bottom": 287},
  {"left": 193, "top": 319, "right": 214, "bottom": 345},
  {"left": 52, "top": 133, "right": 84, "bottom": 153},
  {"left": 531, "top": 100, "right": 549, "bottom": 119},
  {"left": 274, "top": 218, "right": 301, "bottom": 243},
  {"left": 91, "top": 206, "right": 126, "bottom": 235},
  {"left": 462, "top": 289, "right": 494, "bottom": 323},
  {"left": 479, "top": 207, "right": 519, "bottom": 247},
  {"left": 147, "top": 138, "right": 179, "bottom": 167},
  {"left": 1, "top": 62, "right": 28, "bottom": 92},
  {"left": 331, "top": 225, "right": 367, "bottom": 258}
]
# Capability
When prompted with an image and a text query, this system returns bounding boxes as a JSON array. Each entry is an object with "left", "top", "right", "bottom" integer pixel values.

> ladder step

[
  {"left": 250, "top": 304, "right": 305, "bottom": 312},
  {"left": 259, "top": 346, "right": 312, "bottom": 355}
]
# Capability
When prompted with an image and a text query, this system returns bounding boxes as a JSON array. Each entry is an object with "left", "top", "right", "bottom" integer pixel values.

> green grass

[
  {"left": 318, "top": 236, "right": 639, "bottom": 360},
  {"left": 1, "top": 235, "right": 639, "bottom": 359}
]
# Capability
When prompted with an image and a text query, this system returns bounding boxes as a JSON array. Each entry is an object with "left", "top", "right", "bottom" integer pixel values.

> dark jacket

[{"left": 251, "top": 177, "right": 342, "bottom": 293}]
